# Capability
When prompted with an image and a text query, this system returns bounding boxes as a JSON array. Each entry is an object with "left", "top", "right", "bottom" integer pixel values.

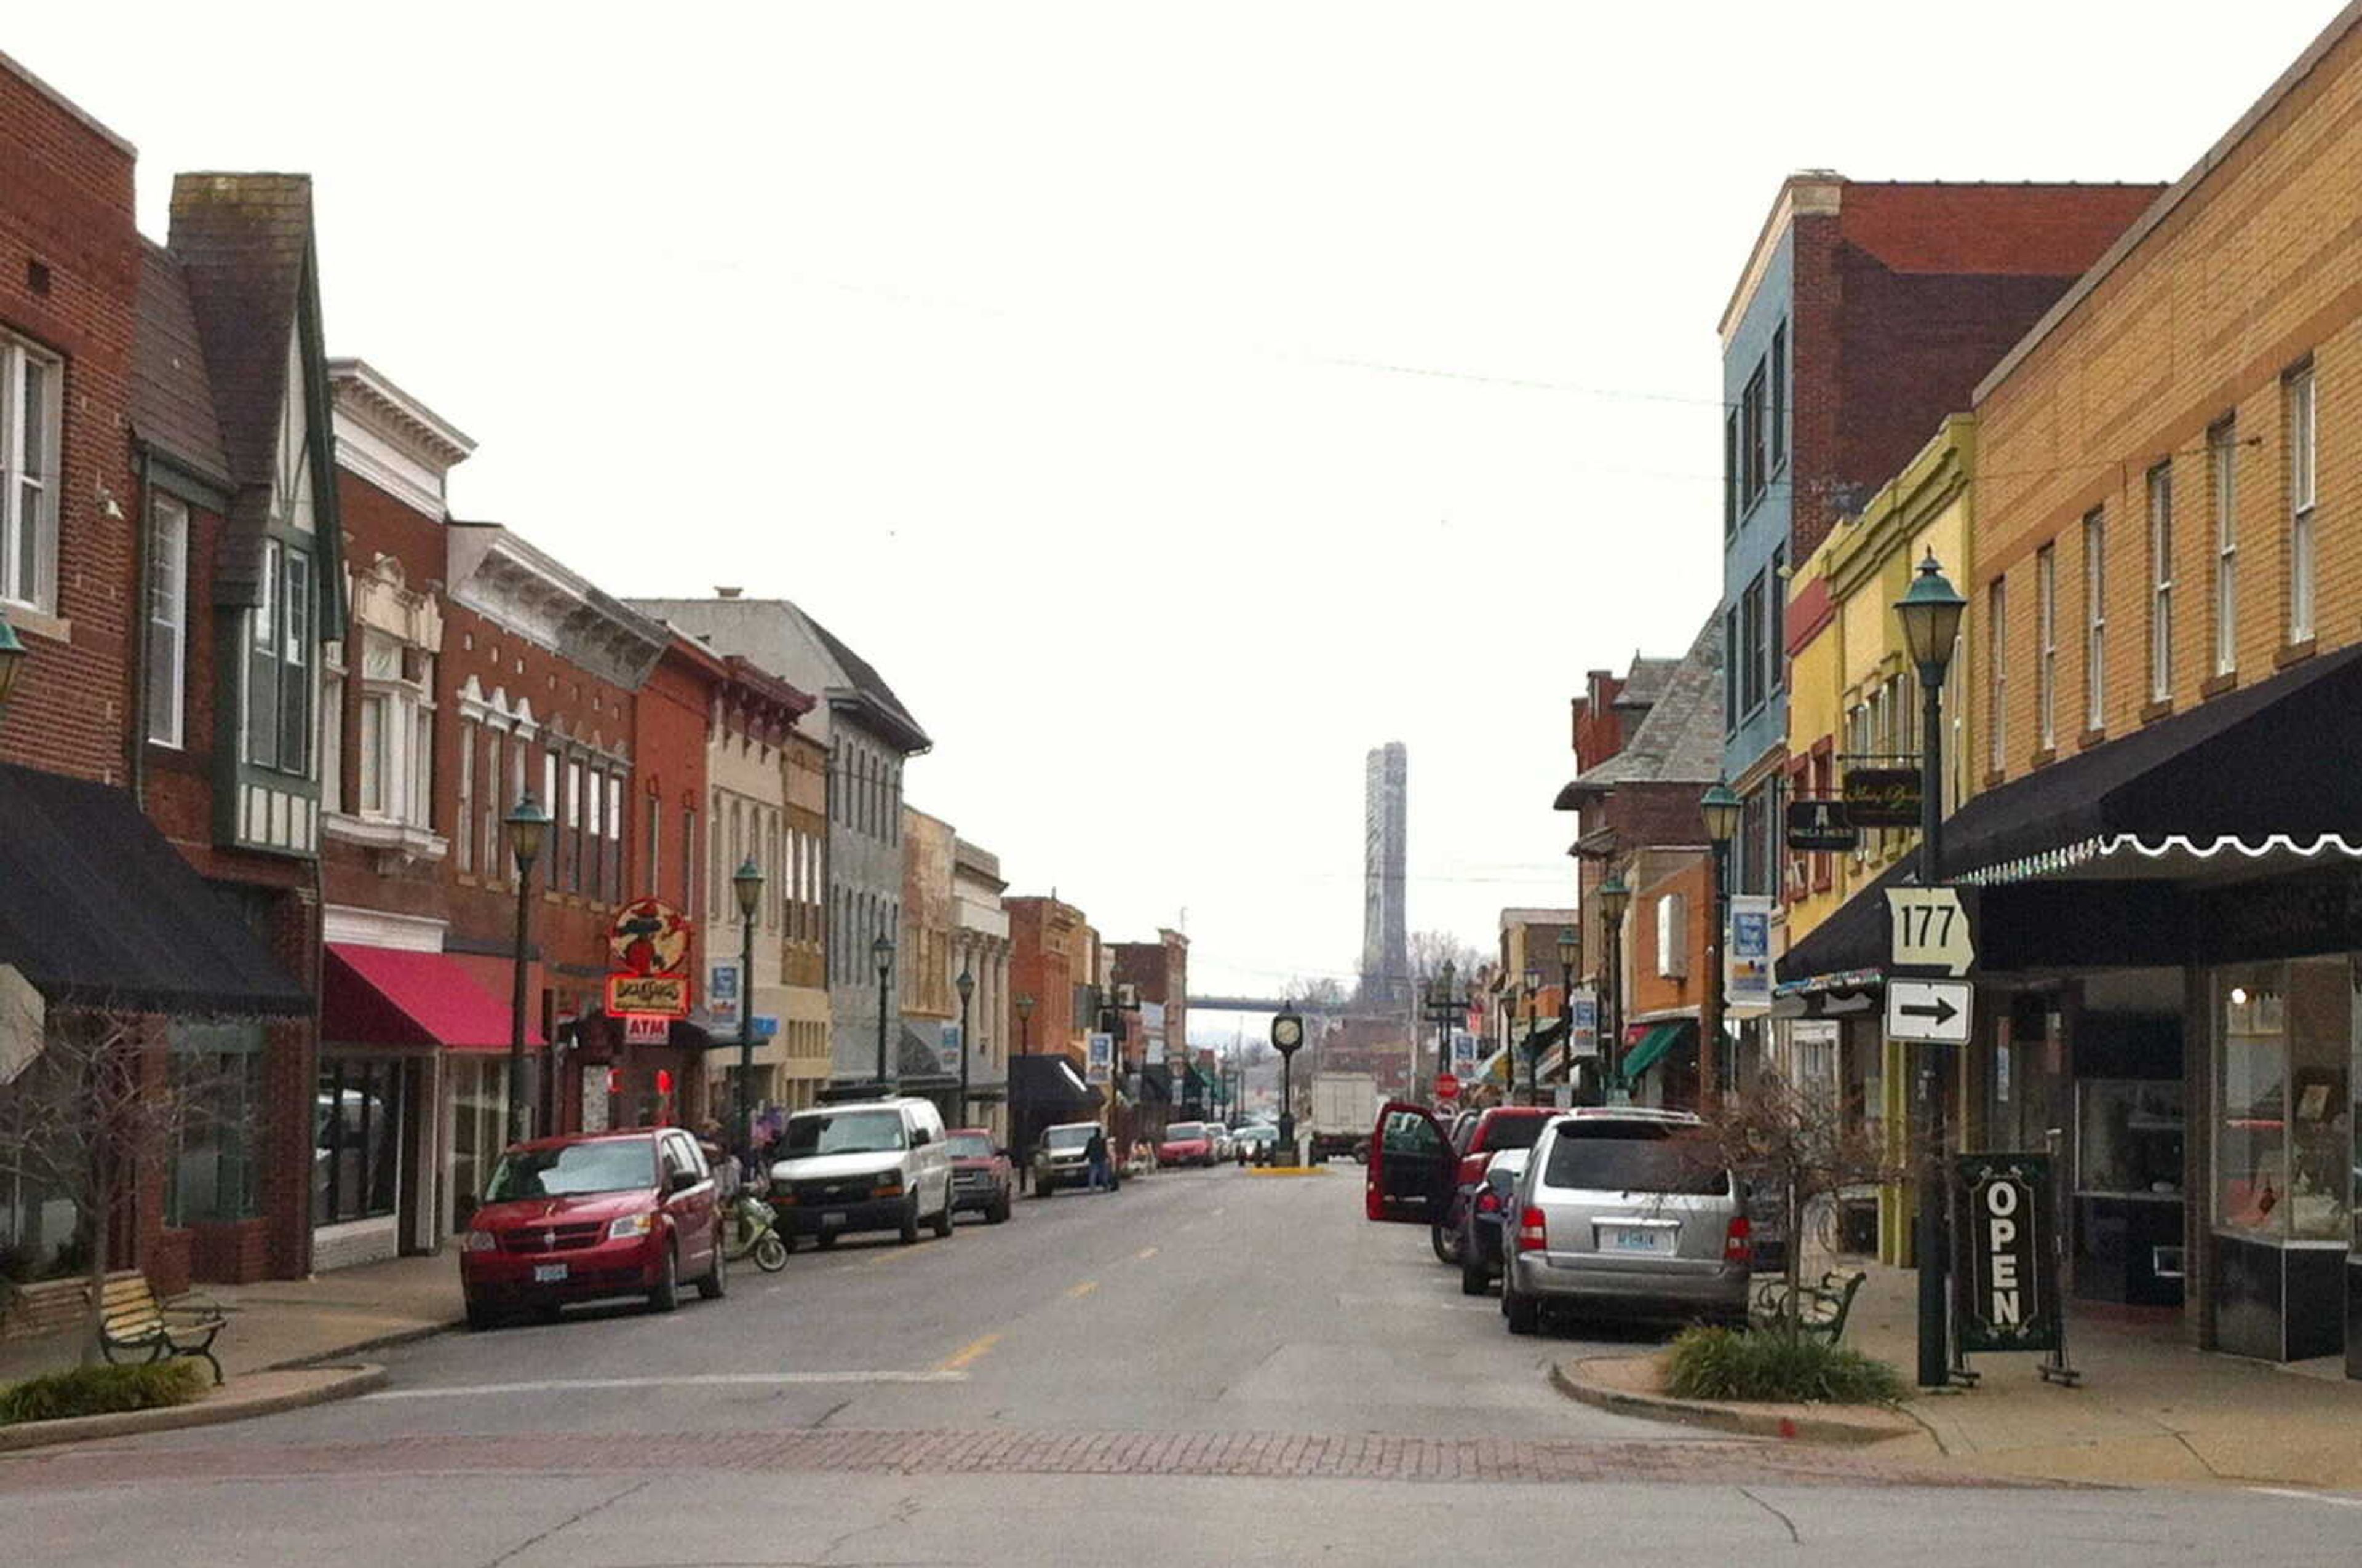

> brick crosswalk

[{"left": 0, "top": 1427, "right": 2050, "bottom": 1492}]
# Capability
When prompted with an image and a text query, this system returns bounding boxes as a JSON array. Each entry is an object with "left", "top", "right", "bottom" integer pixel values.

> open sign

[{"left": 1955, "top": 1153, "right": 2059, "bottom": 1353}]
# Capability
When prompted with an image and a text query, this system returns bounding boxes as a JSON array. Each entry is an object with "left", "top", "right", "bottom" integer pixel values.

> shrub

[
  {"left": 1663, "top": 1325, "right": 1904, "bottom": 1406},
  {"left": 0, "top": 1360, "right": 207, "bottom": 1426}
]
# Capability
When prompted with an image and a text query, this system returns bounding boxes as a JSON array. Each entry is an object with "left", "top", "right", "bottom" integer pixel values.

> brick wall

[
  {"left": 0, "top": 59, "right": 140, "bottom": 782},
  {"left": 1975, "top": 16, "right": 2362, "bottom": 787}
]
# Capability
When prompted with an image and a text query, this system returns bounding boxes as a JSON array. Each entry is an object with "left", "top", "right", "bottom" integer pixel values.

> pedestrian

[{"left": 1084, "top": 1126, "right": 1111, "bottom": 1193}]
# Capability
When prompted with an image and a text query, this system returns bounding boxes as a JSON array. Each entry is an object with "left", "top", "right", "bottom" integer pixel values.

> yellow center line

[
  {"left": 1135, "top": 1246, "right": 1159, "bottom": 1260},
  {"left": 937, "top": 1332, "right": 1000, "bottom": 1373},
  {"left": 1066, "top": 1279, "right": 1099, "bottom": 1299}
]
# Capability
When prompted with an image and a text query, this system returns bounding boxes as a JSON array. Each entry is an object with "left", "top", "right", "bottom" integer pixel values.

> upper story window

[
  {"left": 1739, "top": 573, "right": 1767, "bottom": 715},
  {"left": 2210, "top": 417, "right": 2239, "bottom": 677},
  {"left": 0, "top": 335, "right": 61, "bottom": 615},
  {"left": 1768, "top": 322, "right": 1787, "bottom": 472},
  {"left": 1724, "top": 605, "right": 1740, "bottom": 733},
  {"left": 2147, "top": 463, "right": 2174, "bottom": 704},
  {"left": 2286, "top": 362, "right": 2317, "bottom": 643},
  {"left": 1723, "top": 415, "right": 1740, "bottom": 538},
  {"left": 1740, "top": 367, "right": 1769, "bottom": 511},
  {"left": 353, "top": 631, "right": 432, "bottom": 829},
  {"left": 2083, "top": 509, "right": 2107, "bottom": 733},
  {"left": 1987, "top": 576, "right": 2008, "bottom": 774},
  {"left": 2035, "top": 544, "right": 2057, "bottom": 752},
  {"left": 244, "top": 541, "right": 314, "bottom": 776},
  {"left": 146, "top": 496, "right": 190, "bottom": 748}
]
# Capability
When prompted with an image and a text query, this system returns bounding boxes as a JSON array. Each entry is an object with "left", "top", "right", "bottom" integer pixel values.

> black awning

[
  {"left": 0, "top": 762, "right": 310, "bottom": 1016},
  {"left": 1008, "top": 1053, "right": 1104, "bottom": 1112},
  {"left": 1778, "top": 858, "right": 1911, "bottom": 985}
]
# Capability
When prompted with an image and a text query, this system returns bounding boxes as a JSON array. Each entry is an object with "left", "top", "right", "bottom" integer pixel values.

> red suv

[
  {"left": 1379, "top": 1104, "right": 1556, "bottom": 1266},
  {"left": 459, "top": 1128, "right": 725, "bottom": 1329}
]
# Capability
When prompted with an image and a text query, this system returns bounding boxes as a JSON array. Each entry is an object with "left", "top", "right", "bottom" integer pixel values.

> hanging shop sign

[
  {"left": 1785, "top": 798, "right": 1859, "bottom": 853},
  {"left": 1843, "top": 767, "right": 1922, "bottom": 829},
  {"left": 1954, "top": 1152, "right": 2061, "bottom": 1353},
  {"left": 607, "top": 896, "right": 694, "bottom": 1019},
  {"left": 1726, "top": 896, "right": 1774, "bottom": 1017}
]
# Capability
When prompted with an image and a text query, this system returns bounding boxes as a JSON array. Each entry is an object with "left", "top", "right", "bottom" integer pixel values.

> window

[
  {"left": 0, "top": 336, "right": 60, "bottom": 613},
  {"left": 357, "top": 693, "right": 388, "bottom": 816},
  {"left": 165, "top": 1023, "right": 263, "bottom": 1227},
  {"left": 2147, "top": 463, "right": 2173, "bottom": 704},
  {"left": 2287, "top": 363, "right": 2316, "bottom": 642},
  {"left": 1767, "top": 545, "right": 1786, "bottom": 694},
  {"left": 646, "top": 795, "right": 661, "bottom": 896},
  {"left": 247, "top": 540, "right": 282, "bottom": 768},
  {"left": 483, "top": 730, "right": 504, "bottom": 877},
  {"left": 2203, "top": 418, "right": 2238, "bottom": 677},
  {"left": 1724, "top": 605, "right": 1740, "bottom": 731},
  {"left": 682, "top": 806, "right": 698, "bottom": 918},
  {"left": 2035, "top": 545, "right": 2056, "bottom": 751},
  {"left": 1724, "top": 414, "right": 1740, "bottom": 536},
  {"left": 1769, "top": 322, "right": 1787, "bottom": 471},
  {"left": 456, "top": 720, "right": 475, "bottom": 872},
  {"left": 585, "top": 770, "right": 603, "bottom": 901},
  {"left": 320, "top": 667, "right": 344, "bottom": 815},
  {"left": 146, "top": 497, "right": 189, "bottom": 747},
  {"left": 565, "top": 759, "right": 584, "bottom": 892},
  {"left": 281, "top": 549, "right": 311, "bottom": 772},
  {"left": 314, "top": 1057, "right": 403, "bottom": 1224},
  {"left": 1740, "top": 366, "right": 1768, "bottom": 508},
  {"left": 1987, "top": 576, "right": 2007, "bottom": 774},
  {"left": 606, "top": 771, "right": 623, "bottom": 901},
  {"left": 2083, "top": 509, "right": 2107, "bottom": 732},
  {"left": 1740, "top": 574, "right": 1766, "bottom": 714},
  {"left": 351, "top": 633, "right": 431, "bottom": 829}
]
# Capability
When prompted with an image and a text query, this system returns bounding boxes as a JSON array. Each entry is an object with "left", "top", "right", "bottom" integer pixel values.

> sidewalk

[
  {"left": 1818, "top": 1262, "right": 2362, "bottom": 1489},
  {"left": 0, "top": 1250, "right": 462, "bottom": 1387}
]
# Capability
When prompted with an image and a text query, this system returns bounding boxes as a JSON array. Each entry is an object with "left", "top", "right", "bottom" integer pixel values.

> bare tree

[
  {"left": 1406, "top": 931, "right": 1485, "bottom": 992},
  {"left": 1688, "top": 1073, "right": 1897, "bottom": 1331},
  {"left": 1282, "top": 976, "right": 1350, "bottom": 1008},
  {"left": 0, "top": 991, "right": 251, "bottom": 1364}
]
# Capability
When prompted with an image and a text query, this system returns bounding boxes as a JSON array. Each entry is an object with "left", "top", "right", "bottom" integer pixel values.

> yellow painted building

[{"left": 1782, "top": 414, "right": 1978, "bottom": 1262}]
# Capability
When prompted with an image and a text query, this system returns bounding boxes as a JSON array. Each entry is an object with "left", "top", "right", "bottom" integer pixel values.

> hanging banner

[
  {"left": 1565, "top": 992, "right": 1599, "bottom": 1058},
  {"left": 707, "top": 960, "right": 741, "bottom": 1027},
  {"left": 1085, "top": 1031, "right": 1114, "bottom": 1085},
  {"left": 1726, "top": 895, "right": 1774, "bottom": 1017},
  {"left": 1954, "top": 1152, "right": 2061, "bottom": 1353},
  {"left": 1450, "top": 1029, "right": 1479, "bottom": 1078},
  {"left": 938, "top": 1022, "right": 963, "bottom": 1075}
]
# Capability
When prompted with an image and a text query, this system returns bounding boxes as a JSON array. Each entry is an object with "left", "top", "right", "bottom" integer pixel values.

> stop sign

[{"left": 1434, "top": 1072, "right": 1460, "bottom": 1100}]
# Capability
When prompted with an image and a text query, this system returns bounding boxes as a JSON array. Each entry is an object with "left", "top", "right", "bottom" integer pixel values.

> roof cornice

[{"left": 1719, "top": 172, "right": 1845, "bottom": 344}]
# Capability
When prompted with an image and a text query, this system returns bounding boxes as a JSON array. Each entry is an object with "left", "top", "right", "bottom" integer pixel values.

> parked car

[
  {"left": 1430, "top": 1106, "right": 1556, "bottom": 1265},
  {"left": 1157, "top": 1120, "right": 1218, "bottom": 1168},
  {"left": 460, "top": 1126, "right": 725, "bottom": 1329},
  {"left": 1454, "top": 1147, "right": 1530, "bottom": 1296},
  {"left": 768, "top": 1097, "right": 955, "bottom": 1248},
  {"left": 1032, "top": 1121, "right": 1117, "bottom": 1196},
  {"left": 945, "top": 1127, "right": 1015, "bottom": 1224},
  {"left": 1208, "top": 1125, "right": 1235, "bottom": 1161},
  {"left": 1500, "top": 1108, "right": 1750, "bottom": 1335},
  {"left": 1231, "top": 1123, "right": 1279, "bottom": 1163}
]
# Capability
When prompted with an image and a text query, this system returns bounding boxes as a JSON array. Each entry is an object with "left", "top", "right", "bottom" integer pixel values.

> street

[{"left": 7, "top": 1168, "right": 2362, "bottom": 1567}]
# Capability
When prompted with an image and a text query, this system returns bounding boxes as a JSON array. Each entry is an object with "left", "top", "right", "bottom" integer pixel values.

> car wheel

[
  {"left": 815, "top": 1231, "right": 838, "bottom": 1251},
  {"left": 931, "top": 1192, "right": 953, "bottom": 1238},
  {"left": 1431, "top": 1223, "right": 1462, "bottom": 1265},
  {"left": 464, "top": 1295, "right": 500, "bottom": 1332},
  {"left": 753, "top": 1234, "right": 789, "bottom": 1272},
  {"left": 1504, "top": 1278, "right": 1540, "bottom": 1336},
  {"left": 899, "top": 1198, "right": 921, "bottom": 1245},
  {"left": 988, "top": 1193, "right": 1012, "bottom": 1224},
  {"left": 1461, "top": 1255, "right": 1490, "bottom": 1297},
  {"left": 695, "top": 1241, "right": 727, "bottom": 1300},
  {"left": 1032, "top": 1176, "right": 1049, "bottom": 1199},
  {"left": 648, "top": 1247, "right": 680, "bottom": 1313}
]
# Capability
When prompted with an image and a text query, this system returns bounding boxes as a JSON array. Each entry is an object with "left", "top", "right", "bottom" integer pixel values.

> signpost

[
  {"left": 1784, "top": 798, "right": 1859, "bottom": 853},
  {"left": 1886, "top": 978, "right": 1973, "bottom": 1044}
]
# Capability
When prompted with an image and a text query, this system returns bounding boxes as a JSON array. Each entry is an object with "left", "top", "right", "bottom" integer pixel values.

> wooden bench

[
  {"left": 98, "top": 1276, "right": 228, "bottom": 1385},
  {"left": 1752, "top": 1268, "right": 1867, "bottom": 1343}
]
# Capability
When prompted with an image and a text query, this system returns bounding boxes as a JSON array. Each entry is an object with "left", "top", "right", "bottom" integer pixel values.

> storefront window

[
  {"left": 2077, "top": 1080, "right": 2184, "bottom": 1196},
  {"left": 315, "top": 1057, "right": 404, "bottom": 1225},
  {"left": 165, "top": 1021, "right": 262, "bottom": 1227},
  {"left": 2216, "top": 960, "right": 2353, "bottom": 1244},
  {"left": 449, "top": 1057, "right": 506, "bottom": 1232}
]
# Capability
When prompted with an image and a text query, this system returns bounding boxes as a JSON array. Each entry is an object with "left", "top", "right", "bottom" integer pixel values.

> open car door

[{"left": 1364, "top": 1100, "right": 1453, "bottom": 1222}]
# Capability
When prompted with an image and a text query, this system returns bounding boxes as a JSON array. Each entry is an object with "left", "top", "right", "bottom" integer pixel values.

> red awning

[{"left": 325, "top": 944, "right": 544, "bottom": 1051}]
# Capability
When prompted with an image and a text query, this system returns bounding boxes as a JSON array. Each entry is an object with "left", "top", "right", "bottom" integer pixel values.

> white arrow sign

[
  {"left": 1887, "top": 979, "right": 1973, "bottom": 1045},
  {"left": 1886, "top": 887, "right": 1975, "bottom": 976}
]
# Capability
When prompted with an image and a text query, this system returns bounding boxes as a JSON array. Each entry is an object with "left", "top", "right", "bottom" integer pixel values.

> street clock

[{"left": 1271, "top": 1009, "right": 1304, "bottom": 1054}]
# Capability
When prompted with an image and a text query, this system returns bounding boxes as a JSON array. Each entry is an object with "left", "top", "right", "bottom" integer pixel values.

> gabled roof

[
  {"left": 1614, "top": 656, "right": 1682, "bottom": 711},
  {"left": 797, "top": 604, "right": 931, "bottom": 753},
  {"left": 1556, "top": 612, "right": 1725, "bottom": 803},
  {"left": 132, "top": 239, "right": 229, "bottom": 487},
  {"left": 167, "top": 173, "right": 312, "bottom": 490}
]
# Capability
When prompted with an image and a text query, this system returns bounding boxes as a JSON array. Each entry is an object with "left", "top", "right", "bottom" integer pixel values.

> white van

[{"left": 767, "top": 1097, "right": 954, "bottom": 1249}]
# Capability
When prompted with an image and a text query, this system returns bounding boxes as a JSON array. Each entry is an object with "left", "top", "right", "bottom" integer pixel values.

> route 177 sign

[{"left": 607, "top": 897, "right": 693, "bottom": 1019}]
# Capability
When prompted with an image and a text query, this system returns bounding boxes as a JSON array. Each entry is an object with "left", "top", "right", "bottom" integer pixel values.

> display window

[{"left": 2214, "top": 959, "right": 2353, "bottom": 1244}]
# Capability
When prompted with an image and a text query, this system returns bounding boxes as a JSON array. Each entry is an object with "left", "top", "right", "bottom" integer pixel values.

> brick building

[{"left": 1004, "top": 894, "right": 1097, "bottom": 1149}]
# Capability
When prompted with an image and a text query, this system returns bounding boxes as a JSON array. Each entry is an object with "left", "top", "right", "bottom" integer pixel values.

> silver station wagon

[{"left": 1501, "top": 1108, "right": 1751, "bottom": 1335}]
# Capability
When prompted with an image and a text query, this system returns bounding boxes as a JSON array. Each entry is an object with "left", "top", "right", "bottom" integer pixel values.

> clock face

[{"left": 1272, "top": 1016, "right": 1302, "bottom": 1049}]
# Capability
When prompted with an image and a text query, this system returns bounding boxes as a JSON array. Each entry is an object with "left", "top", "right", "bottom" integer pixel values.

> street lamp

[
  {"left": 1894, "top": 547, "right": 1966, "bottom": 1391},
  {"left": 1700, "top": 779, "right": 1744, "bottom": 1105},
  {"left": 1555, "top": 926, "right": 1578, "bottom": 1103},
  {"left": 1521, "top": 964, "right": 1541, "bottom": 1108},
  {"left": 1596, "top": 870, "right": 1631, "bottom": 1097},
  {"left": 872, "top": 933, "right": 896, "bottom": 1089},
  {"left": 731, "top": 854, "right": 764, "bottom": 1155},
  {"left": 955, "top": 966, "right": 976, "bottom": 1128},
  {"left": 0, "top": 613, "right": 26, "bottom": 714},
  {"left": 1422, "top": 961, "right": 1460, "bottom": 1102},
  {"left": 1015, "top": 993, "right": 1035, "bottom": 1152},
  {"left": 503, "top": 793, "right": 551, "bottom": 1144}
]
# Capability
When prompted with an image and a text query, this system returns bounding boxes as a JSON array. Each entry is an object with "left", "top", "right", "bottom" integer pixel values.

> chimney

[{"left": 714, "top": 586, "right": 742, "bottom": 599}]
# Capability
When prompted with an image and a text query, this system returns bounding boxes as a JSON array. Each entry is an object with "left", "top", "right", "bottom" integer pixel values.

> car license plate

[
  {"left": 1604, "top": 1225, "right": 1669, "bottom": 1254},
  {"left": 821, "top": 1211, "right": 846, "bottom": 1228},
  {"left": 532, "top": 1263, "right": 568, "bottom": 1283}
]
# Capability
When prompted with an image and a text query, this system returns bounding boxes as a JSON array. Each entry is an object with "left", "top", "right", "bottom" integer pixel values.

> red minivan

[{"left": 459, "top": 1128, "right": 726, "bottom": 1329}]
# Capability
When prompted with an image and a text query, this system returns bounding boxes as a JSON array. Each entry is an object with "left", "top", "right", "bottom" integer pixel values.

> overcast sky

[{"left": 15, "top": 2, "right": 2337, "bottom": 1017}]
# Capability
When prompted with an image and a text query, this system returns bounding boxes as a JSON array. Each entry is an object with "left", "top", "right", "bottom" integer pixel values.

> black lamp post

[
  {"left": 503, "top": 794, "right": 551, "bottom": 1145},
  {"left": 1556, "top": 926, "right": 1578, "bottom": 1102},
  {"left": 955, "top": 966, "right": 975, "bottom": 1128},
  {"left": 1271, "top": 1005, "right": 1305, "bottom": 1155},
  {"left": 1700, "top": 780, "right": 1744, "bottom": 1105},
  {"left": 1521, "top": 964, "right": 1541, "bottom": 1107},
  {"left": 1422, "top": 962, "right": 1459, "bottom": 1102},
  {"left": 1895, "top": 547, "right": 1967, "bottom": 1391},
  {"left": 1015, "top": 993, "right": 1035, "bottom": 1150},
  {"left": 732, "top": 854, "right": 764, "bottom": 1155},
  {"left": 1596, "top": 870, "right": 1631, "bottom": 1097},
  {"left": 872, "top": 933, "right": 895, "bottom": 1090}
]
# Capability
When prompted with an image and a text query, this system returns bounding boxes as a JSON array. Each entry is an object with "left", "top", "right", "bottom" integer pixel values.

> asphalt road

[{"left": 7, "top": 1164, "right": 2362, "bottom": 1566}]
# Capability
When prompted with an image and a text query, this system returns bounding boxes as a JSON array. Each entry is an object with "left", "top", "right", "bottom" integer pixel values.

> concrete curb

[
  {"left": 1243, "top": 1166, "right": 1330, "bottom": 1178},
  {"left": 265, "top": 1318, "right": 462, "bottom": 1372},
  {"left": 1549, "top": 1356, "right": 1918, "bottom": 1446},
  {"left": 0, "top": 1363, "right": 386, "bottom": 1453}
]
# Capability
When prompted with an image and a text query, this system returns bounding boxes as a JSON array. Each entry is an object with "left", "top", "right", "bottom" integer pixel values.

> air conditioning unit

[{"left": 1655, "top": 893, "right": 1688, "bottom": 979}]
